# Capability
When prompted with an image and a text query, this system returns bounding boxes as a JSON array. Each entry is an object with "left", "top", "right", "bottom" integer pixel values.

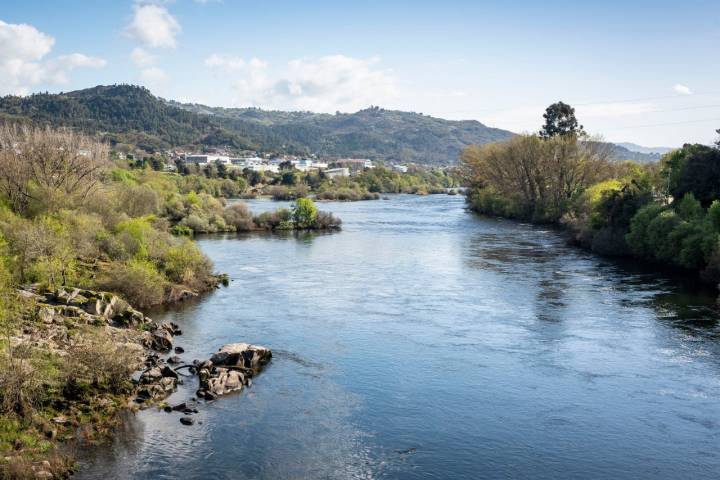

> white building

[
  {"left": 336, "top": 158, "right": 374, "bottom": 169},
  {"left": 392, "top": 164, "right": 408, "bottom": 173},
  {"left": 184, "top": 154, "right": 230, "bottom": 165},
  {"left": 230, "top": 156, "right": 264, "bottom": 168},
  {"left": 324, "top": 167, "right": 350, "bottom": 178}
]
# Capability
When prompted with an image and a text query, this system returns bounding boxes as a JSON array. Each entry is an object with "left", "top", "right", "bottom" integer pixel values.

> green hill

[
  {"left": 0, "top": 85, "right": 659, "bottom": 164},
  {"left": 0, "top": 85, "right": 513, "bottom": 165}
]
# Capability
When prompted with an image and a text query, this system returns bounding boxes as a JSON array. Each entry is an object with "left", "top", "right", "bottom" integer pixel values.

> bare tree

[
  {"left": 461, "top": 134, "right": 615, "bottom": 221},
  {"left": 0, "top": 125, "right": 109, "bottom": 213}
]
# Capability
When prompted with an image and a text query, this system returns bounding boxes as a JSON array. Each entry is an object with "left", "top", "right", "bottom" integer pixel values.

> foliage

[
  {"left": 462, "top": 133, "right": 615, "bottom": 222},
  {"left": 292, "top": 198, "right": 318, "bottom": 229},
  {"left": 664, "top": 145, "right": 720, "bottom": 207},
  {"left": 96, "top": 259, "right": 168, "bottom": 309},
  {"left": 539, "top": 101, "right": 584, "bottom": 139}
]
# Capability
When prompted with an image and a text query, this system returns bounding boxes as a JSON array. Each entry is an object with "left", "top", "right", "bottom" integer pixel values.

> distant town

[{"left": 148, "top": 150, "right": 411, "bottom": 177}]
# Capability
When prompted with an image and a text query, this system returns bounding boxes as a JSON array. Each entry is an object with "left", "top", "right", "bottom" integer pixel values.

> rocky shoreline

[{"left": 1, "top": 286, "right": 271, "bottom": 479}]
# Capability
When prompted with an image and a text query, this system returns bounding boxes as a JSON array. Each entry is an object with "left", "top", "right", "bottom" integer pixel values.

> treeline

[
  {"left": 462, "top": 102, "right": 720, "bottom": 284},
  {"left": 140, "top": 154, "right": 459, "bottom": 201}
]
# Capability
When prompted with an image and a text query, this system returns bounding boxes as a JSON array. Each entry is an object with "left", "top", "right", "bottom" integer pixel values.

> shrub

[
  {"left": 162, "top": 240, "right": 214, "bottom": 290},
  {"left": 180, "top": 214, "right": 211, "bottom": 234},
  {"left": 96, "top": 260, "right": 167, "bottom": 308},
  {"left": 253, "top": 209, "right": 291, "bottom": 230},
  {"left": 65, "top": 331, "right": 139, "bottom": 394},
  {"left": 292, "top": 198, "right": 318, "bottom": 229},
  {"left": 223, "top": 203, "right": 255, "bottom": 231},
  {"left": 315, "top": 211, "right": 342, "bottom": 230}
]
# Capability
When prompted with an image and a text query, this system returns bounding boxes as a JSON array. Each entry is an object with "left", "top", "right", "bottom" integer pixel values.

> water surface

[{"left": 77, "top": 195, "right": 720, "bottom": 479}]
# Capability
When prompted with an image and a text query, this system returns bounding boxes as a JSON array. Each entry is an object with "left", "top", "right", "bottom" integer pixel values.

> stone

[
  {"left": 150, "top": 329, "right": 173, "bottom": 352},
  {"left": 180, "top": 416, "right": 194, "bottom": 426},
  {"left": 167, "top": 355, "right": 182, "bottom": 364},
  {"left": 172, "top": 402, "right": 187, "bottom": 411},
  {"left": 160, "top": 366, "right": 178, "bottom": 379},
  {"left": 209, "top": 343, "right": 272, "bottom": 371},
  {"left": 140, "top": 367, "right": 162, "bottom": 384},
  {"left": 174, "top": 346, "right": 185, "bottom": 354}
]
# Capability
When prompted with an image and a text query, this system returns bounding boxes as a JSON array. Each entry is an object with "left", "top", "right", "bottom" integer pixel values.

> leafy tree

[
  {"left": 539, "top": 101, "right": 584, "bottom": 139},
  {"left": 670, "top": 146, "right": 720, "bottom": 207},
  {"left": 292, "top": 198, "right": 318, "bottom": 229}
]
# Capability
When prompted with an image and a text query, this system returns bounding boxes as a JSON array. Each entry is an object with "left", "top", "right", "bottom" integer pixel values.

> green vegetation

[
  {"left": 0, "top": 125, "right": 232, "bottom": 477},
  {"left": 463, "top": 102, "right": 720, "bottom": 284}
]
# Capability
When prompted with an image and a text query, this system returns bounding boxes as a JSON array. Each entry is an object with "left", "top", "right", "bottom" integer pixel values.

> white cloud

[
  {"left": 125, "top": 5, "right": 180, "bottom": 49},
  {"left": 140, "top": 66, "right": 168, "bottom": 85},
  {"left": 673, "top": 84, "right": 692, "bottom": 95},
  {"left": 204, "top": 53, "right": 247, "bottom": 70},
  {"left": 205, "top": 54, "right": 398, "bottom": 112},
  {"left": 0, "top": 20, "right": 106, "bottom": 95},
  {"left": 131, "top": 47, "right": 156, "bottom": 67}
]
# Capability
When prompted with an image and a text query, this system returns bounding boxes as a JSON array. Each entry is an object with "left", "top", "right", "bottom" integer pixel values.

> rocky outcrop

[
  {"left": 209, "top": 343, "right": 272, "bottom": 371},
  {"left": 194, "top": 343, "right": 272, "bottom": 400},
  {"left": 24, "top": 286, "right": 150, "bottom": 328}
]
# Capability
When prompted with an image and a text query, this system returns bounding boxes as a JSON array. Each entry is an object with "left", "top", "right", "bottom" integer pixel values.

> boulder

[
  {"left": 160, "top": 366, "right": 178, "bottom": 379},
  {"left": 149, "top": 328, "right": 173, "bottom": 352},
  {"left": 209, "top": 343, "right": 272, "bottom": 371},
  {"left": 205, "top": 368, "right": 245, "bottom": 397},
  {"left": 180, "top": 416, "right": 194, "bottom": 426},
  {"left": 140, "top": 367, "right": 162, "bottom": 384}
]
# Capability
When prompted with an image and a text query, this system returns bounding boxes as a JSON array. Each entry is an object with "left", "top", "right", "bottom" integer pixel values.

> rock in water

[
  {"left": 180, "top": 416, "right": 194, "bottom": 426},
  {"left": 209, "top": 343, "right": 272, "bottom": 371}
]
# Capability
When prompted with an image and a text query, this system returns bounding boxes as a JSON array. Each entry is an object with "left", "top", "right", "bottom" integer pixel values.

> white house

[
  {"left": 336, "top": 158, "right": 373, "bottom": 169},
  {"left": 324, "top": 167, "right": 350, "bottom": 178},
  {"left": 184, "top": 154, "right": 230, "bottom": 165},
  {"left": 392, "top": 164, "right": 408, "bottom": 173}
]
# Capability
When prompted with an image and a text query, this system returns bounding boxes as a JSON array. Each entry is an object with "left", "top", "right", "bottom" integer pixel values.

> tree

[
  {"left": 0, "top": 125, "right": 109, "bottom": 213},
  {"left": 668, "top": 146, "right": 720, "bottom": 207},
  {"left": 216, "top": 162, "right": 228, "bottom": 179},
  {"left": 540, "top": 101, "right": 584, "bottom": 139},
  {"left": 461, "top": 134, "right": 613, "bottom": 222},
  {"left": 292, "top": 198, "right": 318, "bottom": 229}
]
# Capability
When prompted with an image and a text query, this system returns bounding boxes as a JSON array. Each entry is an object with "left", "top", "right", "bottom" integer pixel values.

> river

[{"left": 76, "top": 194, "right": 720, "bottom": 479}]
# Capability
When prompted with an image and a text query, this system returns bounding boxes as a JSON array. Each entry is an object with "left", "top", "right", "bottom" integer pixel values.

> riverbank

[
  {"left": 0, "top": 281, "right": 275, "bottom": 479},
  {"left": 0, "top": 287, "right": 160, "bottom": 478},
  {"left": 461, "top": 139, "right": 720, "bottom": 300}
]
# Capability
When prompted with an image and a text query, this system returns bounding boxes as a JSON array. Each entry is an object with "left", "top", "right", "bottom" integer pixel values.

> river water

[{"left": 76, "top": 195, "right": 720, "bottom": 479}]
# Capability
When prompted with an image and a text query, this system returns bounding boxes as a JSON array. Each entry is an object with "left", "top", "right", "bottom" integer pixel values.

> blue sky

[{"left": 2, "top": 0, "right": 719, "bottom": 146}]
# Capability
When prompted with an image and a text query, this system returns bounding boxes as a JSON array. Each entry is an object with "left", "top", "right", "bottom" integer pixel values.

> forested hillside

[{"left": 0, "top": 85, "right": 658, "bottom": 164}]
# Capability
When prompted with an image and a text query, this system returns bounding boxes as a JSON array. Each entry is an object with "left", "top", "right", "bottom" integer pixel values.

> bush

[
  {"left": 65, "top": 331, "right": 139, "bottom": 394},
  {"left": 223, "top": 203, "right": 255, "bottom": 231},
  {"left": 253, "top": 209, "right": 291, "bottom": 230},
  {"left": 162, "top": 240, "right": 214, "bottom": 290},
  {"left": 292, "top": 198, "right": 318, "bottom": 229},
  {"left": 315, "top": 211, "right": 342, "bottom": 230},
  {"left": 96, "top": 260, "right": 167, "bottom": 308},
  {"left": 180, "top": 214, "right": 211, "bottom": 234}
]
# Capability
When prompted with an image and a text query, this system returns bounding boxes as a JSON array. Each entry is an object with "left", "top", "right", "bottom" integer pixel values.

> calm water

[{"left": 76, "top": 195, "right": 720, "bottom": 479}]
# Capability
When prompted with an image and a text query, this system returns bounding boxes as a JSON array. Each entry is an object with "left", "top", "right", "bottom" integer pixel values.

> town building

[{"left": 324, "top": 167, "right": 350, "bottom": 178}]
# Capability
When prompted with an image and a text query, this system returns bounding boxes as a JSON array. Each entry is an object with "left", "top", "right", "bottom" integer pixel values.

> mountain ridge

[{"left": 0, "top": 84, "right": 660, "bottom": 165}]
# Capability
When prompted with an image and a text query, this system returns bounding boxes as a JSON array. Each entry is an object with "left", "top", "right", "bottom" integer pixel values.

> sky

[{"left": 1, "top": 0, "right": 719, "bottom": 147}]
